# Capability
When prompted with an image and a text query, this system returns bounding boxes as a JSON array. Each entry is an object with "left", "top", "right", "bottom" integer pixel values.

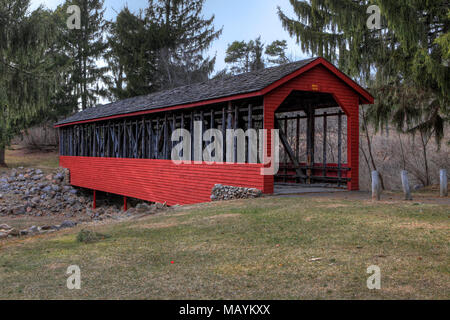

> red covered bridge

[{"left": 55, "top": 57, "right": 374, "bottom": 206}]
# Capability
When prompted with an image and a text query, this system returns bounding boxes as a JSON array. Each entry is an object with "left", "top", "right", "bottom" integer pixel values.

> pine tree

[
  {"left": 106, "top": 0, "right": 221, "bottom": 100},
  {"left": 149, "top": 0, "right": 222, "bottom": 89},
  {"left": 225, "top": 37, "right": 290, "bottom": 74},
  {"left": 374, "top": 0, "right": 449, "bottom": 143},
  {"left": 105, "top": 7, "right": 164, "bottom": 100},
  {"left": 225, "top": 37, "right": 267, "bottom": 74},
  {"left": 225, "top": 40, "right": 253, "bottom": 74},
  {"left": 278, "top": 0, "right": 449, "bottom": 143},
  {"left": 57, "top": 0, "right": 108, "bottom": 110},
  {"left": 0, "top": 1, "right": 64, "bottom": 166},
  {"left": 266, "top": 40, "right": 290, "bottom": 66},
  {"left": 47, "top": 5, "right": 80, "bottom": 117},
  {"left": 250, "top": 37, "right": 265, "bottom": 71}
]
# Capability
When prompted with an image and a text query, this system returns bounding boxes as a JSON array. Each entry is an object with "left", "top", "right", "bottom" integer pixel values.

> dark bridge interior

[{"left": 274, "top": 90, "right": 349, "bottom": 188}]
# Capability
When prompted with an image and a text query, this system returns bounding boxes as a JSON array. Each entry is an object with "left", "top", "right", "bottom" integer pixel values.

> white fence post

[
  {"left": 401, "top": 170, "right": 412, "bottom": 200},
  {"left": 372, "top": 171, "right": 381, "bottom": 201},
  {"left": 440, "top": 169, "right": 448, "bottom": 197}
]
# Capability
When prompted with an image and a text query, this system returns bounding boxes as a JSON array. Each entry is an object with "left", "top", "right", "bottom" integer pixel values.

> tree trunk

[
  {"left": 360, "top": 143, "right": 371, "bottom": 188},
  {"left": 420, "top": 131, "right": 431, "bottom": 186},
  {"left": 361, "top": 108, "right": 385, "bottom": 190},
  {"left": 0, "top": 147, "right": 6, "bottom": 167},
  {"left": 398, "top": 132, "right": 406, "bottom": 170}
]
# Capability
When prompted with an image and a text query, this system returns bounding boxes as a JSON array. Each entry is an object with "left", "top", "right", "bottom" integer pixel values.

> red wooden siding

[
  {"left": 59, "top": 156, "right": 266, "bottom": 206},
  {"left": 264, "top": 64, "right": 360, "bottom": 192}
]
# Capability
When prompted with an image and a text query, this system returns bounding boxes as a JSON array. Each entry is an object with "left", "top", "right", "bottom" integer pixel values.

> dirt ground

[{"left": 275, "top": 188, "right": 450, "bottom": 206}]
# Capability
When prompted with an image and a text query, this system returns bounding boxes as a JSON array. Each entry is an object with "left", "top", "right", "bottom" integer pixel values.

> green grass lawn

[{"left": 0, "top": 195, "right": 448, "bottom": 300}]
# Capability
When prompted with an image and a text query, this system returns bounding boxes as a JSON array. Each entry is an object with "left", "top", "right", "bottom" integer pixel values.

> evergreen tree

[
  {"left": 250, "top": 37, "right": 265, "bottom": 71},
  {"left": 149, "top": 0, "right": 222, "bottom": 89},
  {"left": 225, "top": 37, "right": 289, "bottom": 74},
  {"left": 106, "top": 0, "right": 221, "bottom": 100},
  {"left": 225, "top": 40, "right": 253, "bottom": 74},
  {"left": 278, "top": 0, "right": 449, "bottom": 143},
  {"left": 278, "top": 1, "right": 383, "bottom": 82},
  {"left": 225, "top": 37, "right": 266, "bottom": 74},
  {"left": 105, "top": 7, "right": 165, "bottom": 100},
  {"left": 57, "top": 0, "right": 108, "bottom": 110},
  {"left": 266, "top": 40, "right": 290, "bottom": 66},
  {"left": 374, "top": 0, "right": 449, "bottom": 142},
  {"left": 47, "top": 5, "right": 80, "bottom": 117},
  {"left": 0, "top": 0, "right": 63, "bottom": 166}
]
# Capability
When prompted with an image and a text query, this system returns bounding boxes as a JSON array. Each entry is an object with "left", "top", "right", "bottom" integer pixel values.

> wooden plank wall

[{"left": 59, "top": 156, "right": 266, "bottom": 206}]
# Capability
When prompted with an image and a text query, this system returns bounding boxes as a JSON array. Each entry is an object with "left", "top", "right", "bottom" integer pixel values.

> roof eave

[
  {"left": 55, "top": 57, "right": 374, "bottom": 128},
  {"left": 54, "top": 89, "right": 265, "bottom": 128}
]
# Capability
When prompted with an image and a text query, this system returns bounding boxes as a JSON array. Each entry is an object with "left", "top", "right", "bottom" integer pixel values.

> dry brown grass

[
  {"left": 0, "top": 193, "right": 448, "bottom": 300},
  {"left": 0, "top": 146, "right": 58, "bottom": 173}
]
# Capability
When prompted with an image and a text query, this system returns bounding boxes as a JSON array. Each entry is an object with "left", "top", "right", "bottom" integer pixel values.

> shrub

[{"left": 76, "top": 229, "right": 111, "bottom": 244}]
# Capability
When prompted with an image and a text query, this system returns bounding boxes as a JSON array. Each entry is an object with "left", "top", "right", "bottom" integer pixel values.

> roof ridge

[
  {"left": 56, "top": 57, "right": 321, "bottom": 126},
  {"left": 102, "top": 57, "right": 318, "bottom": 107}
]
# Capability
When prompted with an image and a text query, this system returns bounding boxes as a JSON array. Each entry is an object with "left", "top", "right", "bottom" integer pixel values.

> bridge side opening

[{"left": 274, "top": 90, "right": 349, "bottom": 189}]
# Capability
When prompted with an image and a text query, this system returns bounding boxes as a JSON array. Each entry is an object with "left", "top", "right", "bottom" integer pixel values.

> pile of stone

[
  {"left": 210, "top": 184, "right": 263, "bottom": 201},
  {"left": 0, "top": 167, "right": 173, "bottom": 239},
  {"left": 124, "top": 202, "right": 168, "bottom": 215},
  {"left": 0, "top": 221, "right": 77, "bottom": 239},
  {"left": 0, "top": 167, "right": 89, "bottom": 217}
]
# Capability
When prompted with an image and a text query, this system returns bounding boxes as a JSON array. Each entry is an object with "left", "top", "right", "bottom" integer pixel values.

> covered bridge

[{"left": 55, "top": 57, "right": 374, "bottom": 206}]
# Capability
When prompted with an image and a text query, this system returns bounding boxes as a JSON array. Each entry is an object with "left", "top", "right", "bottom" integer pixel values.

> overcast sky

[{"left": 30, "top": 0, "right": 309, "bottom": 72}]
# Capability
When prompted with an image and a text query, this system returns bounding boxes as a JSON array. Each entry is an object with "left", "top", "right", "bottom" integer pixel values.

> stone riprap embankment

[{"left": 0, "top": 167, "right": 170, "bottom": 239}]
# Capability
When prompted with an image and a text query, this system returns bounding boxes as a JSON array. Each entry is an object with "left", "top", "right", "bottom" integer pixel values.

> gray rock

[
  {"left": 37, "top": 182, "right": 47, "bottom": 188},
  {"left": 136, "top": 202, "right": 152, "bottom": 212},
  {"left": 0, "top": 224, "right": 12, "bottom": 230},
  {"left": 211, "top": 184, "right": 263, "bottom": 201},
  {"left": 31, "top": 196, "right": 40, "bottom": 203},
  {"left": 28, "top": 226, "right": 39, "bottom": 233},
  {"left": 30, "top": 187, "right": 39, "bottom": 193},
  {"left": 8, "top": 229, "right": 19, "bottom": 237},
  {"left": 13, "top": 206, "right": 26, "bottom": 215},
  {"left": 60, "top": 220, "right": 77, "bottom": 228},
  {"left": 155, "top": 202, "right": 167, "bottom": 210}
]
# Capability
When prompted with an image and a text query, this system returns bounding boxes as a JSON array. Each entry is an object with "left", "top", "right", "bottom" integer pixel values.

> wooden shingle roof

[{"left": 56, "top": 58, "right": 319, "bottom": 126}]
